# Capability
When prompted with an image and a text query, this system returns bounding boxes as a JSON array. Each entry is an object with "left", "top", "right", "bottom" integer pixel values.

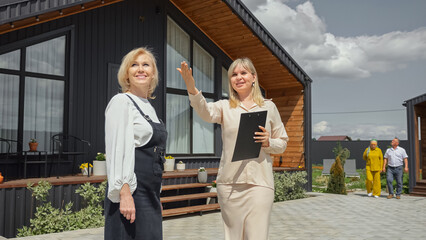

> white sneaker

[
  {"left": 367, "top": 193, "right": 373, "bottom": 197},
  {"left": 373, "top": 195, "right": 379, "bottom": 198}
]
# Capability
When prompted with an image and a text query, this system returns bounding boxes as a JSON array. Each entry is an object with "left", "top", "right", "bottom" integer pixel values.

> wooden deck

[{"left": 0, "top": 167, "right": 303, "bottom": 189}]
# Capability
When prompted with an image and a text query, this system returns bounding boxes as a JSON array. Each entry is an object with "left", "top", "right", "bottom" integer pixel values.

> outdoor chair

[
  {"left": 322, "top": 158, "right": 360, "bottom": 177},
  {"left": 50, "top": 133, "right": 91, "bottom": 177},
  {"left": 322, "top": 159, "right": 335, "bottom": 175},
  {"left": 0, "top": 138, "right": 22, "bottom": 179},
  {"left": 343, "top": 159, "right": 360, "bottom": 177}
]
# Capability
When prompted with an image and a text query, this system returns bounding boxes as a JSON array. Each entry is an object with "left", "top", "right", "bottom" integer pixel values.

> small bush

[
  {"left": 274, "top": 171, "right": 307, "bottom": 202},
  {"left": 315, "top": 175, "right": 329, "bottom": 186},
  {"left": 326, "top": 156, "right": 347, "bottom": 195},
  {"left": 17, "top": 180, "right": 106, "bottom": 237}
]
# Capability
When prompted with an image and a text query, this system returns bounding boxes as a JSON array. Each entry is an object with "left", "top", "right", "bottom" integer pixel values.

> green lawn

[{"left": 312, "top": 164, "right": 409, "bottom": 194}]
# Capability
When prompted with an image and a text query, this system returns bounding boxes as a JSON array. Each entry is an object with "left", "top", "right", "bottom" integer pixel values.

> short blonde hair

[
  {"left": 227, "top": 58, "right": 264, "bottom": 108},
  {"left": 117, "top": 47, "right": 159, "bottom": 99}
]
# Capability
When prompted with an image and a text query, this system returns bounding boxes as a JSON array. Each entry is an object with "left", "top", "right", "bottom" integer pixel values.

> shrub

[
  {"left": 274, "top": 171, "right": 307, "bottom": 202},
  {"left": 17, "top": 180, "right": 106, "bottom": 237},
  {"left": 326, "top": 156, "right": 347, "bottom": 195},
  {"left": 332, "top": 142, "right": 350, "bottom": 168}
]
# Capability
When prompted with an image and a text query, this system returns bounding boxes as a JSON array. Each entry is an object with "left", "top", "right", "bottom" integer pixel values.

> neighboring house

[
  {"left": 317, "top": 135, "right": 352, "bottom": 141},
  {"left": 0, "top": 0, "right": 312, "bottom": 178},
  {"left": 404, "top": 93, "right": 426, "bottom": 195}
]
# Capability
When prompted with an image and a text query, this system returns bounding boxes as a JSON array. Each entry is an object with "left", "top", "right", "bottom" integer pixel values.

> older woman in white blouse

[
  {"left": 104, "top": 47, "right": 167, "bottom": 240},
  {"left": 178, "top": 58, "right": 288, "bottom": 240}
]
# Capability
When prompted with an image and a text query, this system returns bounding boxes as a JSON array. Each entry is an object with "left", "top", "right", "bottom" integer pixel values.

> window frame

[
  {"left": 165, "top": 15, "right": 226, "bottom": 157},
  {"left": 0, "top": 26, "right": 73, "bottom": 153}
]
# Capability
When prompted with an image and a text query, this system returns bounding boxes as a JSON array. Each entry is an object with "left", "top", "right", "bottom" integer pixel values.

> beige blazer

[{"left": 189, "top": 92, "right": 289, "bottom": 190}]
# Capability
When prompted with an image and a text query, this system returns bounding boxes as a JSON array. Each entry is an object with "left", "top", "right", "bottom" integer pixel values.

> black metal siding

[
  {"left": 404, "top": 93, "right": 426, "bottom": 192},
  {"left": 1, "top": 0, "right": 167, "bottom": 159},
  {"left": 304, "top": 80, "right": 312, "bottom": 191},
  {"left": 0, "top": 183, "right": 102, "bottom": 238},
  {"left": 0, "top": 0, "right": 95, "bottom": 25}
]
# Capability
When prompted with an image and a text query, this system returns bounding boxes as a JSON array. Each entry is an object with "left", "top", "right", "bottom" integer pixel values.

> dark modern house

[
  {"left": 0, "top": 0, "right": 312, "bottom": 236},
  {"left": 404, "top": 93, "right": 426, "bottom": 196}
]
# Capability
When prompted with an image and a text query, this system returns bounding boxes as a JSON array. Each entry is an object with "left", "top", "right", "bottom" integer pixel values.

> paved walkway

[{"left": 9, "top": 191, "right": 426, "bottom": 240}]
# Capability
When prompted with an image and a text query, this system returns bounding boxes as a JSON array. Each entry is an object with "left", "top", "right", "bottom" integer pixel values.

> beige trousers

[{"left": 217, "top": 184, "right": 274, "bottom": 240}]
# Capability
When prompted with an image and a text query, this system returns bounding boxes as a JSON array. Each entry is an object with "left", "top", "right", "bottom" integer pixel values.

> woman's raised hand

[{"left": 177, "top": 61, "right": 199, "bottom": 95}]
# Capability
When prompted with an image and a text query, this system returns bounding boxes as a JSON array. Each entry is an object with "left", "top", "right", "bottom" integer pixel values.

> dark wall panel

[{"left": 0, "top": 0, "right": 166, "bottom": 163}]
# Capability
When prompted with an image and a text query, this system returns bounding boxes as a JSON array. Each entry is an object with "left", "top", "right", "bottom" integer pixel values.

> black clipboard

[{"left": 231, "top": 110, "right": 268, "bottom": 161}]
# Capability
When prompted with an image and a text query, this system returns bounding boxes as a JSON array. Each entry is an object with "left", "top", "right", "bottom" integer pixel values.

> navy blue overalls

[{"left": 105, "top": 94, "right": 167, "bottom": 240}]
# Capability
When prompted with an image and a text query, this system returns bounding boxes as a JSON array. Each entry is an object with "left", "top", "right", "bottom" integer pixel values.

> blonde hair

[
  {"left": 227, "top": 58, "right": 264, "bottom": 108},
  {"left": 117, "top": 47, "right": 159, "bottom": 99}
]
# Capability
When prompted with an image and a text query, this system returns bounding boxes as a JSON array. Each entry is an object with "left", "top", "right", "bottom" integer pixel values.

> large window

[
  {"left": 166, "top": 17, "right": 215, "bottom": 155},
  {"left": 0, "top": 35, "right": 67, "bottom": 152}
]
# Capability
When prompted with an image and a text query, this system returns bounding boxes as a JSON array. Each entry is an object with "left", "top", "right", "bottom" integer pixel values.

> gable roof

[
  {"left": 170, "top": 0, "right": 311, "bottom": 89},
  {"left": 0, "top": 0, "right": 312, "bottom": 90},
  {"left": 403, "top": 93, "right": 426, "bottom": 106},
  {"left": 317, "top": 136, "right": 352, "bottom": 141}
]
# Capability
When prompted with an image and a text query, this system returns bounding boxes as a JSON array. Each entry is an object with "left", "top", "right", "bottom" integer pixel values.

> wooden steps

[
  {"left": 162, "top": 203, "right": 220, "bottom": 217},
  {"left": 411, "top": 180, "right": 426, "bottom": 197},
  {"left": 161, "top": 182, "right": 219, "bottom": 217},
  {"left": 162, "top": 183, "right": 211, "bottom": 191},
  {"left": 161, "top": 192, "right": 217, "bottom": 203}
]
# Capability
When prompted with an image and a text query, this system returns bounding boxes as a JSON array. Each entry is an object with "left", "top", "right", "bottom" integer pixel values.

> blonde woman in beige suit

[{"left": 177, "top": 58, "right": 288, "bottom": 240}]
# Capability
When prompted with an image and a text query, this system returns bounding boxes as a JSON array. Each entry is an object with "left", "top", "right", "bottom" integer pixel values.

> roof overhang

[
  {"left": 170, "top": 0, "right": 311, "bottom": 91},
  {"left": 403, "top": 93, "right": 426, "bottom": 107},
  {"left": 0, "top": 0, "right": 311, "bottom": 91},
  {"left": 0, "top": 0, "right": 123, "bottom": 34}
]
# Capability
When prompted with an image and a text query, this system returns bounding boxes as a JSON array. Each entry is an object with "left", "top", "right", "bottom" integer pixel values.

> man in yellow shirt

[{"left": 363, "top": 139, "right": 383, "bottom": 198}]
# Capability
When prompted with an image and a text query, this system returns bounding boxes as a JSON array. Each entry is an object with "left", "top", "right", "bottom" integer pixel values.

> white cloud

[
  {"left": 250, "top": 0, "right": 426, "bottom": 79},
  {"left": 313, "top": 121, "right": 330, "bottom": 135}
]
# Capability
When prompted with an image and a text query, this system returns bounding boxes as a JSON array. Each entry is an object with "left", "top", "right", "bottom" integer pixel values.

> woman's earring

[{"left": 252, "top": 82, "right": 255, "bottom": 87}]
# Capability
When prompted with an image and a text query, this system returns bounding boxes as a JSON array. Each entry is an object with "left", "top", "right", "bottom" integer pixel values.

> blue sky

[{"left": 242, "top": 0, "right": 426, "bottom": 140}]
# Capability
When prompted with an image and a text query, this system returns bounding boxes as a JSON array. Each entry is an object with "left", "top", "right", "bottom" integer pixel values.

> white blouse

[{"left": 105, "top": 93, "right": 160, "bottom": 203}]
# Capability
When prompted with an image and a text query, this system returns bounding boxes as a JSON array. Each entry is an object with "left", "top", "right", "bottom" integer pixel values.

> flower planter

[
  {"left": 176, "top": 163, "right": 185, "bottom": 171},
  {"left": 81, "top": 167, "right": 92, "bottom": 176},
  {"left": 93, "top": 160, "right": 107, "bottom": 176},
  {"left": 206, "top": 186, "right": 217, "bottom": 204},
  {"left": 29, "top": 142, "right": 38, "bottom": 152},
  {"left": 198, "top": 171, "right": 208, "bottom": 183},
  {"left": 164, "top": 158, "right": 175, "bottom": 172}
]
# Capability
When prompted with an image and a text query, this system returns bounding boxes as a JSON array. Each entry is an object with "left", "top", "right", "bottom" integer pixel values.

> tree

[
  {"left": 326, "top": 155, "right": 347, "bottom": 195},
  {"left": 332, "top": 142, "right": 350, "bottom": 167}
]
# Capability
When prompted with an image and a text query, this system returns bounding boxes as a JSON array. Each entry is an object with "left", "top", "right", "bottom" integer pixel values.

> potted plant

[
  {"left": 206, "top": 180, "right": 217, "bottom": 204},
  {"left": 80, "top": 163, "right": 93, "bottom": 176},
  {"left": 176, "top": 161, "right": 185, "bottom": 171},
  {"left": 93, "top": 152, "right": 107, "bottom": 176},
  {"left": 29, "top": 138, "right": 38, "bottom": 152},
  {"left": 198, "top": 167, "right": 208, "bottom": 183},
  {"left": 164, "top": 155, "right": 175, "bottom": 172}
]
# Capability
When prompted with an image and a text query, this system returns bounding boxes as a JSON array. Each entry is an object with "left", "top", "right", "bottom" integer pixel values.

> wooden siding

[
  {"left": 170, "top": 0, "right": 302, "bottom": 90},
  {"left": 268, "top": 87, "right": 304, "bottom": 168}
]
